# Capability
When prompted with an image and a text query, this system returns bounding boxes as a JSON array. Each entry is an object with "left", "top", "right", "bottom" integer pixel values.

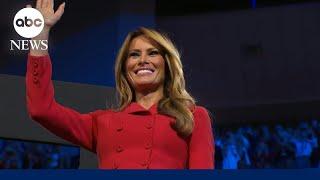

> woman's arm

[
  {"left": 26, "top": 0, "right": 101, "bottom": 153},
  {"left": 26, "top": 54, "right": 102, "bottom": 153},
  {"left": 188, "top": 106, "right": 215, "bottom": 169}
]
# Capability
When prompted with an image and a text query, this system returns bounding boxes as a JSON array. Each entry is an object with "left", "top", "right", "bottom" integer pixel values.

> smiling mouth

[{"left": 134, "top": 68, "right": 155, "bottom": 75}]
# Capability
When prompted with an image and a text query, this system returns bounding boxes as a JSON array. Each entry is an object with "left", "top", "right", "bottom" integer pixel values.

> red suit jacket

[{"left": 26, "top": 54, "right": 215, "bottom": 169}]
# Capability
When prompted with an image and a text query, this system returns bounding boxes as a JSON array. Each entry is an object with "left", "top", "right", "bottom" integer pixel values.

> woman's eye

[
  {"left": 129, "top": 52, "right": 140, "bottom": 58},
  {"left": 149, "top": 50, "right": 159, "bottom": 56}
]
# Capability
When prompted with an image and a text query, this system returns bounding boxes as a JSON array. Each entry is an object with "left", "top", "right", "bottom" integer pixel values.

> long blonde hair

[{"left": 114, "top": 27, "right": 195, "bottom": 137}]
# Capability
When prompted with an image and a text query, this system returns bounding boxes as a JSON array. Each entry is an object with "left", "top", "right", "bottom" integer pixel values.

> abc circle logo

[{"left": 13, "top": 8, "right": 44, "bottom": 38}]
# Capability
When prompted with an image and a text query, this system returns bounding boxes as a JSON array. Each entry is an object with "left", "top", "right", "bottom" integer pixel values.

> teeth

[{"left": 137, "top": 69, "right": 153, "bottom": 75}]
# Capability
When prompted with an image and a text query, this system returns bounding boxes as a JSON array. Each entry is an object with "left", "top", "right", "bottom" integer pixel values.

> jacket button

[
  {"left": 33, "top": 62, "right": 38, "bottom": 68},
  {"left": 116, "top": 127, "right": 123, "bottom": 132},
  {"left": 33, "top": 70, "right": 38, "bottom": 76},
  {"left": 140, "top": 161, "right": 148, "bottom": 167},
  {"left": 145, "top": 121, "right": 153, "bottom": 129},
  {"left": 145, "top": 142, "right": 152, "bottom": 149},
  {"left": 116, "top": 145, "right": 124, "bottom": 152},
  {"left": 33, "top": 77, "right": 39, "bottom": 84}
]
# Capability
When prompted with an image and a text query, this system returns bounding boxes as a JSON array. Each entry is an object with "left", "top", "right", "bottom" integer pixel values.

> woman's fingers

[
  {"left": 54, "top": 2, "right": 65, "bottom": 21},
  {"left": 42, "top": 0, "right": 49, "bottom": 9},
  {"left": 36, "top": 0, "right": 42, "bottom": 9},
  {"left": 48, "top": 0, "right": 54, "bottom": 9}
]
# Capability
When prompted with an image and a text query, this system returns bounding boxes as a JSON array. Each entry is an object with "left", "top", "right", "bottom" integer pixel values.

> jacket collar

[{"left": 124, "top": 102, "right": 158, "bottom": 115}]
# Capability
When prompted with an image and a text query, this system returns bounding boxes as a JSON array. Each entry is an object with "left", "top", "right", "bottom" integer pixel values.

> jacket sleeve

[
  {"left": 26, "top": 54, "right": 101, "bottom": 153},
  {"left": 188, "top": 106, "right": 215, "bottom": 169}
]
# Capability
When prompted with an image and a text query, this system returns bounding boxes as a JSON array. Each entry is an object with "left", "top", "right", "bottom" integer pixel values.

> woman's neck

[{"left": 135, "top": 86, "right": 164, "bottom": 110}]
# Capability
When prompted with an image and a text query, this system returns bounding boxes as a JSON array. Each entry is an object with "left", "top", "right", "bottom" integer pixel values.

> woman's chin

[
  {"left": 134, "top": 78, "right": 157, "bottom": 85},
  {"left": 134, "top": 81, "right": 160, "bottom": 91}
]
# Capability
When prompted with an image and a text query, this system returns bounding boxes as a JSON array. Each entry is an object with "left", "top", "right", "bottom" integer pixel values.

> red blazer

[{"left": 26, "top": 54, "right": 215, "bottom": 169}]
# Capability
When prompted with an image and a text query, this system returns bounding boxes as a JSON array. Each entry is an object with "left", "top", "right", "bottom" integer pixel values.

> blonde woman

[{"left": 26, "top": 0, "right": 214, "bottom": 169}]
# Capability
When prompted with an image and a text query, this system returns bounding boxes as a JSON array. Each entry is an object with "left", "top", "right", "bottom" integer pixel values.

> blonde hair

[{"left": 114, "top": 27, "right": 195, "bottom": 137}]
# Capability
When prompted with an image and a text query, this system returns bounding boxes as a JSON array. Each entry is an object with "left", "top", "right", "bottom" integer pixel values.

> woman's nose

[{"left": 138, "top": 53, "right": 149, "bottom": 64}]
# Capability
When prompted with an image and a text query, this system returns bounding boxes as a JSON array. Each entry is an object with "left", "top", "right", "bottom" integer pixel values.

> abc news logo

[
  {"left": 10, "top": 7, "right": 48, "bottom": 50},
  {"left": 15, "top": 16, "right": 43, "bottom": 27}
]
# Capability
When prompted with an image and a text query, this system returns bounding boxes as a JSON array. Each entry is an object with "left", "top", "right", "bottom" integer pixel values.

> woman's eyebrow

[
  {"left": 129, "top": 48, "right": 158, "bottom": 52},
  {"left": 129, "top": 49, "right": 141, "bottom": 52},
  {"left": 147, "top": 48, "right": 158, "bottom": 51}
]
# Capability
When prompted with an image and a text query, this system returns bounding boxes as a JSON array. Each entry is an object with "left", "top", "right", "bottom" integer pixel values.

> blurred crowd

[
  {"left": 215, "top": 119, "right": 320, "bottom": 169},
  {"left": 2, "top": 119, "right": 320, "bottom": 169},
  {"left": 0, "top": 139, "right": 80, "bottom": 169}
]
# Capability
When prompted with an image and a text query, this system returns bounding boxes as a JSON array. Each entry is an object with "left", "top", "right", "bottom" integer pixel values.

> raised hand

[
  {"left": 28, "top": 0, "right": 65, "bottom": 55},
  {"left": 27, "top": 0, "right": 65, "bottom": 30}
]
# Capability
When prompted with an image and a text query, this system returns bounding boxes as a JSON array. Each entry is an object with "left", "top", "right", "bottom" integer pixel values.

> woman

[{"left": 26, "top": 0, "right": 214, "bottom": 169}]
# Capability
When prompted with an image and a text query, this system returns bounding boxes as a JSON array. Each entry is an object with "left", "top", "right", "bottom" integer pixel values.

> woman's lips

[
  {"left": 134, "top": 67, "right": 155, "bottom": 76},
  {"left": 136, "top": 69, "right": 153, "bottom": 75}
]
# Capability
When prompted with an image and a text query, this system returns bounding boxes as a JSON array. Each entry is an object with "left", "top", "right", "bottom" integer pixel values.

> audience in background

[
  {"left": 1, "top": 119, "right": 320, "bottom": 169},
  {"left": 215, "top": 119, "right": 320, "bottom": 169},
  {"left": 0, "top": 139, "right": 79, "bottom": 169}
]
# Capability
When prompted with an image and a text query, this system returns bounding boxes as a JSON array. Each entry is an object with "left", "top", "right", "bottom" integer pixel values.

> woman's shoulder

[
  {"left": 193, "top": 105, "right": 214, "bottom": 123},
  {"left": 193, "top": 105, "right": 208, "bottom": 114}
]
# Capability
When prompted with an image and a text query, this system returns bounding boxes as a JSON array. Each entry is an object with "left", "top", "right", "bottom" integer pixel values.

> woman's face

[{"left": 125, "top": 36, "right": 165, "bottom": 92}]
